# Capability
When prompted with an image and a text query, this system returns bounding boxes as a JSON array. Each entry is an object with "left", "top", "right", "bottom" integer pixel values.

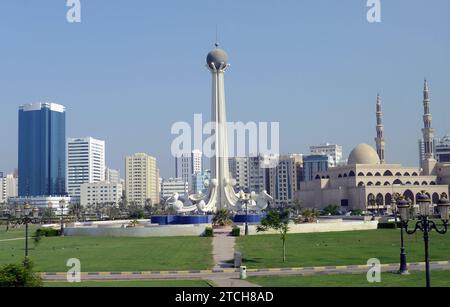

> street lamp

[
  {"left": 59, "top": 200, "right": 66, "bottom": 237},
  {"left": 15, "top": 203, "right": 39, "bottom": 258},
  {"left": 238, "top": 190, "right": 250, "bottom": 236},
  {"left": 395, "top": 197, "right": 410, "bottom": 275},
  {"left": 398, "top": 191, "right": 449, "bottom": 287},
  {"left": 2, "top": 208, "right": 11, "bottom": 232},
  {"left": 238, "top": 189, "right": 256, "bottom": 236}
]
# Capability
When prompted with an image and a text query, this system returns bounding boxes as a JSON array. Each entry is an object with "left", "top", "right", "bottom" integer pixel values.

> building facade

[
  {"left": 229, "top": 155, "right": 269, "bottom": 193},
  {"left": 160, "top": 178, "right": 189, "bottom": 199},
  {"left": 125, "top": 153, "right": 159, "bottom": 205},
  {"left": 67, "top": 137, "right": 105, "bottom": 202},
  {"left": 310, "top": 143, "right": 343, "bottom": 166},
  {"left": 80, "top": 181, "right": 123, "bottom": 207},
  {"left": 302, "top": 155, "right": 333, "bottom": 182},
  {"left": 268, "top": 154, "right": 302, "bottom": 206},
  {"left": 18, "top": 103, "right": 66, "bottom": 197},
  {"left": 299, "top": 144, "right": 448, "bottom": 211},
  {"left": 105, "top": 168, "right": 120, "bottom": 184},
  {"left": 0, "top": 174, "right": 18, "bottom": 203},
  {"left": 435, "top": 135, "right": 450, "bottom": 163},
  {"left": 192, "top": 170, "right": 211, "bottom": 195},
  {"left": 175, "top": 150, "right": 203, "bottom": 192}
]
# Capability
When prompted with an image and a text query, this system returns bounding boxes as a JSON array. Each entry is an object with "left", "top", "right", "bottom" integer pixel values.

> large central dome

[
  {"left": 348, "top": 144, "right": 380, "bottom": 165},
  {"left": 207, "top": 48, "right": 228, "bottom": 70}
]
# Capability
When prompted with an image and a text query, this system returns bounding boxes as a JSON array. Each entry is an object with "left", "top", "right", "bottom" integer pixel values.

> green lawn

[
  {"left": 0, "top": 235, "right": 213, "bottom": 272},
  {"left": 249, "top": 271, "right": 450, "bottom": 287},
  {"left": 0, "top": 225, "right": 39, "bottom": 241},
  {"left": 236, "top": 229, "right": 450, "bottom": 268},
  {"left": 44, "top": 280, "right": 211, "bottom": 287}
]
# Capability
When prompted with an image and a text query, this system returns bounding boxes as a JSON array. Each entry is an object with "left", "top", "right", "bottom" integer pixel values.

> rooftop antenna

[{"left": 215, "top": 25, "right": 219, "bottom": 48}]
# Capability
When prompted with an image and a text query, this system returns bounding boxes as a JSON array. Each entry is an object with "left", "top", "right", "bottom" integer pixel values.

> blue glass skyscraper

[{"left": 18, "top": 103, "right": 66, "bottom": 197}]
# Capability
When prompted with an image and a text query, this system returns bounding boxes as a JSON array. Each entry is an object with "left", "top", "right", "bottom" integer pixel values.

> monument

[{"left": 165, "top": 44, "right": 273, "bottom": 214}]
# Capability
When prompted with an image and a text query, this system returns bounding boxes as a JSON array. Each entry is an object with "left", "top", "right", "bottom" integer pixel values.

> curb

[{"left": 40, "top": 261, "right": 450, "bottom": 277}]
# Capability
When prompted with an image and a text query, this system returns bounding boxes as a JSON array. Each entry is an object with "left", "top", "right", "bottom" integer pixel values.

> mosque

[{"left": 298, "top": 80, "right": 450, "bottom": 212}]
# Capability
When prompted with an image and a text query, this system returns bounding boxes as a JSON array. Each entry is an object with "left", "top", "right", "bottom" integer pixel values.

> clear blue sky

[{"left": 1, "top": 0, "right": 449, "bottom": 178}]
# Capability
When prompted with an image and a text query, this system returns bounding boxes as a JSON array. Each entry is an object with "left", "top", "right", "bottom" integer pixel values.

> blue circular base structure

[
  {"left": 233, "top": 214, "right": 263, "bottom": 224},
  {"left": 151, "top": 215, "right": 213, "bottom": 225}
]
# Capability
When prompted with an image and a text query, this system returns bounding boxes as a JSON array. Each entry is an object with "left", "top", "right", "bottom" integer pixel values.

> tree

[
  {"left": 291, "top": 199, "right": 302, "bottom": 217},
  {"left": 69, "top": 203, "right": 83, "bottom": 222},
  {"left": 212, "top": 209, "right": 233, "bottom": 227},
  {"left": 0, "top": 258, "right": 43, "bottom": 287},
  {"left": 257, "top": 209, "right": 290, "bottom": 262},
  {"left": 321, "top": 205, "right": 341, "bottom": 216},
  {"left": 351, "top": 209, "right": 363, "bottom": 216},
  {"left": 296, "top": 208, "right": 320, "bottom": 224},
  {"left": 128, "top": 202, "right": 145, "bottom": 219}
]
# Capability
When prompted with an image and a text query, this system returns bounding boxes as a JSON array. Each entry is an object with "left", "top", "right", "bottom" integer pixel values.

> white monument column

[{"left": 205, "top": 45, "right": 238, "bottom": 211}]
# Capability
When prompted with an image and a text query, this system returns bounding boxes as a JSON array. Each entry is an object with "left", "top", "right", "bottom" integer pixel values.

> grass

[
  {"left": 0, "top": 224, "right": 39, "bottom": 241},
  {"left": 236, "top": 229, "right": 450, "bottom": 268},
  {"left": 248, "top": 270, "right": 450, "bottom": 287},
  {"left": 44, "top": 280, "right": 211, "bottom": 287},
  {"left": 0, "top": 235, "right": 213, "bottom": 272}
]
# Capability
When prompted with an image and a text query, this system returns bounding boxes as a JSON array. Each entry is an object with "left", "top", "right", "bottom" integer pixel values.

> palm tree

[
  {"left": 212, "top": 209, "right": 233, "bottom": 227},
  {"left": 298, "top": 208, "right": 319, "bottom": 223}
]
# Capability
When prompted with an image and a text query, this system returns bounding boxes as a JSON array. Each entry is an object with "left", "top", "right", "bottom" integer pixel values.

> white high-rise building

[
  {"left": 105, "top": 168, "right": 120, "bottom": 184},
  {"left": 229, "top": 157, "right": 249, "bottom": 190},
  {"left": 268, "top": 154, "right": 302, "bottom": 206},
  {"left": 67, "top": 137, "right": 105, "bottom": 202},
  {"left": 435, "top": 135, "right": 450, "bottom": 163},
  {"left": 125, "top": 153, "right": 159, "bottom": 205},
  {"left": 80, "top": 182, "right": 123, "bottom": 207},
  {"left": 310, "top": 143, "right": 343, "bottom": 166},
  {"left": 229, "top": 156, "right": 268, "bottom": 193},
  {"left": 160, "top": 178, "right": 189, "bottom": 199},
  {"left": 0, "top": 174, "right": 18, "bottom": 203},
  {"left": 175, "top": 150, "right": 203, "bottom": 191}
]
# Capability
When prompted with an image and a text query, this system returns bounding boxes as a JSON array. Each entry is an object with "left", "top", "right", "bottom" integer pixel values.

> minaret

[
  {"left": 204, "top": 44, "right": 238, "bottom": 211},
  {"left": 375, "top": 93, "right": 385, "bottom": 164},
  {"left": 421, "top": 79, "right": 437, "bottom": 175}
]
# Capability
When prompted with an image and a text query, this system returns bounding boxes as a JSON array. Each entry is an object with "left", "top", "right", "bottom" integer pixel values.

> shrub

[
  {"left": 321, "top": 205, "right": 341, "bottom": 216},
  {"left": 296, "top": 208, "right": 320, "bottom": 224},
  {"left": 0, "top": 258, "right": 43, "bottom": 287},
  {"left": 377, "top": 222, "right": 401, "bottom": 229},
  {"left": 35, "top": 228, "right": 60, "bottom": 238},
  {"left": 204, "top": 227, "right": 214, "bottom": 237},
  {"left": 231, "top": 226, "right": 241, "bottom": 237},
  {"left": 351, "top": 209, "right": 363, "bottom": 216},
  {"left": 212, "top": 209, "right": 233, "bottom": 227}
]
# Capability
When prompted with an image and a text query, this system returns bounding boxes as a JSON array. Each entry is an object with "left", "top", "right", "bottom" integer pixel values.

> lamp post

[
  {"left": 238, "top": 190, "right": 250, "bottom": 236},
  {"left": 59, "top": 200, "right": 66, "bottom": 237},
  {"left": 239, "top": 189, "right": 256, "bottom": 236},
  {"left": 15, "top": 203, "right": 39, "bottom": 258},
  {"left": 397, "top": 191, "right": 449, "bottom": 288},
  {"left": 395, "top": 197, "right": 410, "bottom": 275},
  {"left": 2, "top": 208, "right": 11, "bottom": 232}
]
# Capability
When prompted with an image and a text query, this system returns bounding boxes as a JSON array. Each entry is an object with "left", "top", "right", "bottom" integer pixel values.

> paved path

[
  {"left": 209, "top": 231, "right": 263, "bottom": 286},
  {"left": 210, "top": 277, "right": 261, "bottom": 287},
  {"left": 0, "top": 237, "right": 25, "bottom": 242},
  {"left": 211, "top": 232, "right": 236, "bottom": 270}
]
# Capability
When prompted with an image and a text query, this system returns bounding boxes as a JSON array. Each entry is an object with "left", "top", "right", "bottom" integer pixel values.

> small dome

[
  {"left": 207, "top": 48, "right": 228, "bottom": 70},
  {"left": 348, "top": 144, "right": 380, "bottom": 165}
]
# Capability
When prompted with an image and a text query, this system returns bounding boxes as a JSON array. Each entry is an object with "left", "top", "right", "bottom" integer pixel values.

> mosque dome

[
  {"left": 348, "top": 144, "right": 380, "bottom": 165},
  {"left": 207, "top": 48, "right": 228, "bottom": 70}
]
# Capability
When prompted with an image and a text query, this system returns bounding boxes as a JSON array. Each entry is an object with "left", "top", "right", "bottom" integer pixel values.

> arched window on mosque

[{"left": 393, "top": 179, "right": 402, "bottom": 185}]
